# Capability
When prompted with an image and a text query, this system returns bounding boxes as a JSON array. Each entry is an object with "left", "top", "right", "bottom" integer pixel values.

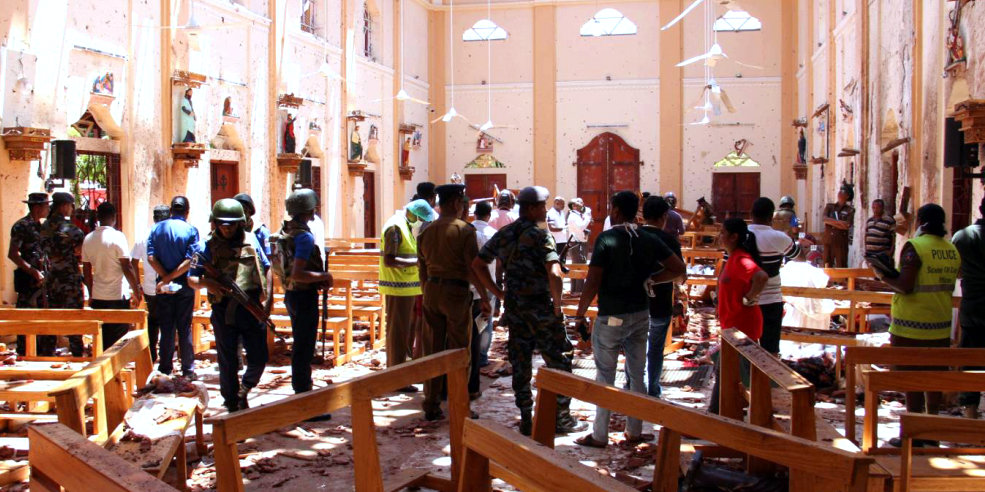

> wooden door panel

[
  {"left": 576, "top": 132, "right": 641, "bottom": 246},
  {"left": 465, "top": 173, "right": 507, "bottom": 203},
  {"left": 712, "top": 174, "right": 736, "bottom": 220},
  {"left": 363, "top": 171, "right": 376, "bottom": 238},
  {"left": 210, "top": 161, "right": 239, "bottom": 204},
  {"left": 734, "top": 173, "right": 761, "bottom": 220}
]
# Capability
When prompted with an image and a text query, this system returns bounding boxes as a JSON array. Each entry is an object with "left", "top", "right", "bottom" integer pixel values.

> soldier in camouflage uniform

[
  {"left": 471, "top": 186, "right": 585, "bottom": 436},
  {"left": 41, "top": 192, "right": 86, "bottom": 356},
  {"left": 9, "top": 193, "right": 51, "bottom": 355}
]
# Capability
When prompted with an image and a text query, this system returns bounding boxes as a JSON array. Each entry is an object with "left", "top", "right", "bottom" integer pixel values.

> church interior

[{"left": 0, "top": 0, "right": 983, "bottom": 490}]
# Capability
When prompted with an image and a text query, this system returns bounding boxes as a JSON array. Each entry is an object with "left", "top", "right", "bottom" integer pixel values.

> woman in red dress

[{"left": 709, "top": 217, "right": 768, "bottom": 413}]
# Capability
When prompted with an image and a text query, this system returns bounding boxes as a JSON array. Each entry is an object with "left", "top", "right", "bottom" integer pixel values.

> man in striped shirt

[
  {"left": 864, "top": 199, "right": 896, "bottom": 257},
  {"left": 749, "top": 197, "right": 804, "bottom": 355}
]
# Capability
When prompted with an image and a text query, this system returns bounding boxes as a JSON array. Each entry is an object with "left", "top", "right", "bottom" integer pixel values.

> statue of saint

[
  {"left": 179, "top": 88, "right": 196, "bottom": 143},
  {"left": 223, "top": 97, "right": 233, "bottom": 117},
  {"left": 401, "top": 137, "right": 411, "bottom": 167},
  {"left": 349, "top": 124, "right": 363, "bottom": 162},
  {"left": 284, "top": 114, "right": 297, "bottom": 154},
  {"left": 797, "top": 128, "right": 807, "bottom": 165}
]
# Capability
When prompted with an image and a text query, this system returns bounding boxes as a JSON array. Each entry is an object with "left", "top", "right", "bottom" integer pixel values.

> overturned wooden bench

[
  {"left": 531, "top": 368, "right": 874, "bottom": 492},
  {"left": 208, "top": 348, "right": 469, "bottom": 492}
]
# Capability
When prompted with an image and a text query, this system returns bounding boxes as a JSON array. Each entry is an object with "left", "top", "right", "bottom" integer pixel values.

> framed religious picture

[
  {"left": 476, "top": 133, "right": 493, "bottom": 153},
  {"left": 411, "top": 129, "right": 422, "bottom": 150}
]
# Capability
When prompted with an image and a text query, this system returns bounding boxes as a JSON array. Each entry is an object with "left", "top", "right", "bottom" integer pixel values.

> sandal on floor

[
  {"left": 624, "top": 432, "right": 655, "bottom": 444},
  {"left": 575, "top": 435, "right": 608, "bottom": 448}
]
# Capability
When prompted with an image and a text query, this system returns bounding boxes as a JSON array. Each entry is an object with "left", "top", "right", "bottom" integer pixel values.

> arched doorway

[{"left": 575, "top": 132, "right": 641, "bottom": 245}]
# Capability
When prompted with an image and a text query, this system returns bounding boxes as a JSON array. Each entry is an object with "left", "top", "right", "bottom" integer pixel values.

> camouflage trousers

[{"left": 506, "top": 311, "right": 574, "bottom": 413}]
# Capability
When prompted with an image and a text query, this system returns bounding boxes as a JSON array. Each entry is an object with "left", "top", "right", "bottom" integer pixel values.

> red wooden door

[
  {"left": 711, "top": 172, "right": 760, "bottom": 220},
  {"left": 575, "top": 132, "right": 641, "bottom": 245},
  {"left": 363, "top": 171, "right": 376, "bottom": 238},
  {"left": 210, "top": 161, "right": 239, "bottom": 205},
  {"left": 464, "top": 173, "right": 507, "bottom": 203}
]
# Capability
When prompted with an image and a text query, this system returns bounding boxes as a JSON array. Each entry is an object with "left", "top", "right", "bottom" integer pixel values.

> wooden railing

[
  {"left": 28, "top": 423, "right": 173, "bottom": 492},
  {"left": 457, "top": 419, "right": 636, "bottom": 492},
  {"left": 531, "top": 368, "right": 873, "bottom": 492},
  {"left": 207, "top": 349, "right": 469, "bottom": 492},
  {"left": 843, "top": 346, "right": 985, "bottom": 449},
  {"left": 898, "top": 414, "right": 985, "bottom": 492}
]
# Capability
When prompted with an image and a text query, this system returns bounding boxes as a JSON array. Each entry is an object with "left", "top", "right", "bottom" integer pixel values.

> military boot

[
  {"left": 555, "top": 412, "right": 587, "bottom": 434},
  {"left": 237, "top": 386, "right": 251, "bottom": 410},
  {"left": 519, "top": 408, "right": 533, "bottom": 436}
]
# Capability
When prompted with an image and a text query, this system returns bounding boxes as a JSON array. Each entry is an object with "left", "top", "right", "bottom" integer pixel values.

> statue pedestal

[
  {"left": 347, "top": 161, "right": 367, "bottom": 176},
  {"left": 398, "top": 166, "right": 415, "bottom": 180},
  {"left": 172, "top": 142, "right": 207, "bottom": 168},
  {"left": 953, "top": 99, "right": 985, "bottom": 144},
  {"left": 2, "top": 127, "right": 52, "bottom": 162},
  {"left": 277, "top": 153, "right": 304, "bottom": 172}
]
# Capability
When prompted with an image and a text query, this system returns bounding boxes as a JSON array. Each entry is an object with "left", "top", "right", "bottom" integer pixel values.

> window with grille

[
  {"left": 713, "top": 10, "right": 762, "bottom": 32},
  {"left": 363, "top": 3, "right": 375, "bottom": 59},
  {"left": 580, "top": 8, "right": 637, "bottom": 37},
  {"left": 301, "top": 0, "right": 317, "bottom": 35},
  {"left": 463, "top": 19, "right": 508, "bottom": 41}
]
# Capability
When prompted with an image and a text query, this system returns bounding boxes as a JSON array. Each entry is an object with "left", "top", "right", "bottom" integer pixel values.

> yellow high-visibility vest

[
  {"left": 890, "top": 234, "right": 960, "bottom": 340},
  {"left": 378, "top": 213, "right": 422, "bottom": 296}
]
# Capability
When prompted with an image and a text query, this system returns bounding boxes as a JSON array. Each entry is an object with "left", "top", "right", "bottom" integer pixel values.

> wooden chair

[
  {"left": 530, "top": 368, "right": 874, "bottom": 492},
  {"left": 28, "top": 423, "right": 174, "bottom": 492},
  {"left": 898, "top": 414, "right": 985, "bottom": 492},
  {"left": 457, "top": 419, "right": 636, "bottom": 492},
  {"left": 208, "top": 349, "right": 469, "bottom": 492}
]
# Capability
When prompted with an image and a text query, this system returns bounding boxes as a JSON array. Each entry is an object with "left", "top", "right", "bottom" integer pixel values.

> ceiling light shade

[
  {"left": 441, "top": 107, "right": 459, "bottom": 122},
  {"left": 317, "top": 62, "right": 341, "bottom": 79},
  {"left": 479, "top": 120, "right": 493, "bottom": 132},
  {"left": 395, "top": 88, "right": 411, "bottom": 101}
]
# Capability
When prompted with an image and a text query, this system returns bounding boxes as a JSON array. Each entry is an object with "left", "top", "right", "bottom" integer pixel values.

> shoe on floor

[
  {"left": 555, "top": 415, "right": 588, "bottom": 434},
  {"left": 575, "top": 435, "right": 608, "bottom": 448},
  {"left": 888, "top": 437, "right": 939, "bottom": 448},
  {"left": 183, "top": 371, "right": 198, "bottom": 382},
  {"left": 624, "top": 432, "right": 655, "bottom": 444},
  {"left": 237, "top": 386, "right": 251, "bottom": 410},
  {"left": 519, "top": 409, "right": 532, "bottom": 436},
  {"left": 469, "top": 391, "right": 481, "bottom": 401},
  {"left": 424, "top": 409, "right": 445, "bottom": 421},
  {"left": 396, "top": 385, "right": 419, "bottom": 393},
  {"left": 305, "top": 413, "right": 333, "bottom": 422},
  {"left": 470, "top": 410, "right": 479, "bottom": 420}
]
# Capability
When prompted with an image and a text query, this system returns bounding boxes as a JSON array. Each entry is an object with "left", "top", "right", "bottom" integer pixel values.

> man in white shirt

[
  {"left": 546, "top": 196, "right": 568, "bottom": 262},
  {"left": 470, "top": 202, "right": 498, "bottom": 369},
  {"left": 780, "top": 239, "right": 834, "bottom": 330},
  {"left": 82, "top": 202, "right": 141, "bottom": 349},
  {"left": 749, "top": 197, "right": 805, "bottom": 355},
  {"left": 488, "top": 191, "right": 517, "bottom": 230},
  {"left": 131, "top": 205, "right": 171, "bottom": 362},
  {"left": 566, "top": 198, "right": 592, "bottom": 293}
]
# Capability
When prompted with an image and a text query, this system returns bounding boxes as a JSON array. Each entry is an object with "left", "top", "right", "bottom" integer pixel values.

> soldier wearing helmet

[
  {"left": 772, "top": 195, "right": 800, "bottom": 240},
  {"left": 189, "top": 199, "right": 271, "bottom": 413},
  {"left": 271, "top": 189, "right": 334, "bottom": 419}
]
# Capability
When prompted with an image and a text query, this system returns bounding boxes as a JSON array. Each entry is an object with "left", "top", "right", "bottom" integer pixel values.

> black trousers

[
  {"left": 145, "top": 294, "right": 161, "bottom": 362},
  {"left": 212, "top": 299, "right": 268, "bottom": 409},
  {"left": 759, "top": 302, "right": 784, "bottom": 355},
  {"left": 156, "top": 286, "right": 196, "bottom": 375},
  {"left": 469, "top": 299, "right": 482, "bottom": 395},
  {"left": 959, "top": 320, "right": 985, "bottom": 406},
  {"left": 285, "top": 289, "right": 319, "bottom": 393},
  {"left": 90, "top": 298, "right": 131, "bottom": 350}
]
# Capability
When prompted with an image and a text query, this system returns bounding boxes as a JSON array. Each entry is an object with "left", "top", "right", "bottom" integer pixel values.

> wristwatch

[{"left": 742, "top": 296, "right": 758, "bottom": 307}]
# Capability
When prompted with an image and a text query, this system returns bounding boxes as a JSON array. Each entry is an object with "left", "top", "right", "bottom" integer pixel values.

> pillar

[
  {"left": 658, "top": 0, "right": 683, "bottom": 195},
  {"left": 532, "top": 4, "right": 556, "bottom": 188}
]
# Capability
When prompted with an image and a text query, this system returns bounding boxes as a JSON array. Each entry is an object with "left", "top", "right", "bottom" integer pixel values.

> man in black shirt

[{"left": 640, "top": 196, "right": 685, "bottom": 397}]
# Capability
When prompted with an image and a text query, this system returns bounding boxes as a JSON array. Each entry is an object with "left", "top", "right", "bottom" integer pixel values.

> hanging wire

[{"left": 486, "top": 0, "right": 492, "bottom": 126}]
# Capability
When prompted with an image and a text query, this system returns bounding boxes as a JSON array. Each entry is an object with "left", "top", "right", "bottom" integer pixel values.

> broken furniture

[
  {"left": 28, "top": 423, "right": 173, "bottom": 492},
  {"left": 530, "top": 368, "right": 874, "bottom": 492},
  {"left": 207, "top": 349, "right": 469, "bottom": 492},
  {"left": 457, "top": 419, "right": 636, "bottom": 492}
]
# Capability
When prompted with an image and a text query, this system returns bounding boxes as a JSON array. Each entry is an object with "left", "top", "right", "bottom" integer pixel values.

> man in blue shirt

[
  {"left": 147, "top": 196, "right": 201, "bottom": 379},
  {"left": 190, "top": 199, "right": 270, "bottom": 412},
  {"left": 272, "top": 189, "right": 333, "bottom": 420},
  {"left": 233, "top": 193, "right": 272, "bottom": 258}
]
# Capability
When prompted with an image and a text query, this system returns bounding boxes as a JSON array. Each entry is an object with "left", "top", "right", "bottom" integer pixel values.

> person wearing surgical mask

[{"left": 379, "top": 199, "right": 436, "bottom": 385}]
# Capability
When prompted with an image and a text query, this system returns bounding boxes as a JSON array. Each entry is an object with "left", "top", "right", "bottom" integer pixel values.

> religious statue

[
  {"left": 477, "top": 133, "right": 492, "bottom": 153},
  {"left": 179, "top": 88, "right": 196, "bottom": 143},
  {"left": 91, "top": 73, "right": 114, "bottom": 95},
  {"left": 369, "top": 124, "right": 379, "bottom": 141},
  {"left": 283, "top": 113, "right": 297, "bottom": 154},
  {"left": 946, "top": 2, "right": 967, "bottom": 66},
  {"left": 309, "top": 119, "right": 321, "bottom": 131},
  {"left": 401, "top": 137, "right": 412, "bottom": 168},
  {"left": 223, "top": 97, "right": 233, "bottom": 117},
  {"left": 349, "top": 124, "right": 363, "bottom": 162},
  {"left": 411, "top": 130, "right": 422, "bottom": 150},
  {"left": 449, "top": 172, "right": 463, "bottom": 184},
  {"left": 797, "top": 128, "right": 807, "bottom": 165}
]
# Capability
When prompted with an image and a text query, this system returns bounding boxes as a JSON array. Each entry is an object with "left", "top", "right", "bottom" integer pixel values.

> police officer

[
  {"left": 41, "top": 192, "right": 86, "bottom": 356},
  {"left": 471, "top": 186, "right": 584, "bottom": 436},
  {"left": 823, "top": 183, "right": 855, "bottom": 267},
  {"left": 189, "top": 200, "right": 270, "bottom": 412},
  {"left": 418, "top": 184, "right": 488, "bottom": 421},
  {"left": 272, "top": 189, "right": 333, "bottom": 419},
  {"left": 772, "top": 195, "right": 800, "bottom": 240},
  {"left": 233, "top": 193, "right": 272, "bottom": 258},
  {"left": 9, "top": 193, "right": 50, "bottom": 355}
]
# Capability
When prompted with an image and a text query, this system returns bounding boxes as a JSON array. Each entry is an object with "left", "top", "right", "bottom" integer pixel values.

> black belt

[{"left": 428, "top": 277, "right": 470, "bottom": 288}]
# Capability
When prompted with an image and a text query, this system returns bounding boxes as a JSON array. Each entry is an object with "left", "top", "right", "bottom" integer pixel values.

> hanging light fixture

[
  {"left": 436, "top": 0, "right": 465, "bottom": 123},
  {"left": 478, "top": 0, "right": 493, "bottom": 132},
  {"left": 395, "top": 0, "right": 428, "bottom": 105},
  {"left": 185, "top": 0, "right": 202, "bottom": 51}
]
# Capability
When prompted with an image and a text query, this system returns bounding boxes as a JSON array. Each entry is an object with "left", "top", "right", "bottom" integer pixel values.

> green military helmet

[
  {"left": 285, "top": 188, "right": 318, "bottom": 217},
  {"left": 211, "top": 198, "right": 246, "bottom": 225},
  {"left": 779, "top": 195, "right": 795, "bottom": 208}
]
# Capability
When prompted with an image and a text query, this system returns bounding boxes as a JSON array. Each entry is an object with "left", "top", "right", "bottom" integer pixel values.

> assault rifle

[
  {"left": 191, "top": 253, "right": 281, "bottom": 340},
  {"left": 556, "top": 234, "right": 574, "bottom": 274}
]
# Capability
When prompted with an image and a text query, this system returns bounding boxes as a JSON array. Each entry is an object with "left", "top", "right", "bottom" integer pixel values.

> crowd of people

[{"left": 9, "top": 182, "right": 983, "bottom": 445}]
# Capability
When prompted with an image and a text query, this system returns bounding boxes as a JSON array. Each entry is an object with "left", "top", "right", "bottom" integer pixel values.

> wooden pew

[
  {"left": 456, "top": 419, "right": 636, "bottom": 492},
  {"left": 842, "top": 347, "right": 985, "bottom": 448},
  {"left": 0, "top": 308, "right": 147, "bottom": 334},
  {"left": 719, "top": 329, "right": 817, "bottom": 441},
  {"left": 207, "top": 348, "right": 469, "bottom": 492},
  {"left": 530, "top": 368, "right": 874, "bottom": 492},
  {"left": 780, "top": 326, "right": 859, "bottom": 388},
  {"left": 28, "top": 423, "right": 174, "bottom": 492},
  {"left": 898, "top": 414, "right": 985, "bottom": 492},
  {"left": 781, "top": 286, "right": 961, "bottom": 334}
]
